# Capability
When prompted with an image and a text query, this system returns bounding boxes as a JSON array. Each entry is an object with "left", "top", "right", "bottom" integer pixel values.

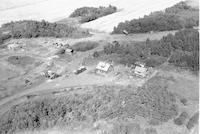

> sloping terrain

[
  {"left": 0, "top": 30, "right": 198, "bottom": 134},
  {"left": 0, "top": 0, "right": 116, "bottom": 26},
  {"left": 0, "top": 0, "right": 183, "bottom": 31}
]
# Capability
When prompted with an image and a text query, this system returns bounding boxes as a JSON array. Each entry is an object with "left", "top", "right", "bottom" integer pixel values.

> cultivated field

[{"left": 0, "top": 0, "right": 184, "bottom": 32}]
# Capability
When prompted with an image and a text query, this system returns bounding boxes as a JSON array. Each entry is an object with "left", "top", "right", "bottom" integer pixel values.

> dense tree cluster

[
  {"left": 69, "top": 5, "right": 117, "bottom": 23},
  {"left": 151, "top": 29, "right": 199, "bottom": 71},
  {"left": 165, "top": 1, "right": 197, "bottom": 14},
  {"left": 0, "top": 84, "right": 178, "bottom": 133},
  {"left": 2, "top": 20, "right": 88, "bottom": 38},
  {"left": 112, "top": 1, "right": 198, "bottom": 34},
  {"left": 0, "top": 20, "right": 89, "bottom": 45},
  {"left": 98, "top": 29, "right": 199, "bottom": 71}
]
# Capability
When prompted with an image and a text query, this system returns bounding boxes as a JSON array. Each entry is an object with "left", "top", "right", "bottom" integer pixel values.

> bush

[
  {"left": 186, "top": 112, "right": 199, "bottom": 129},
  {"left": 93, "top": 51, "right": 100, "bottom": 58},
  {"left": 69, "top": 5, "right": 117, "bottom": 23},
  {"left": 145, "top": 56, "right": 166, "bottom": 67},
  {"left": 72, "top": 41, "right": 99, "bottom": 52},
  {"left": 180, "top": 98, "right": 187, "bottom": 106},
  {"left": 174, "top": 111, "right": 189, "bottom": 125}
]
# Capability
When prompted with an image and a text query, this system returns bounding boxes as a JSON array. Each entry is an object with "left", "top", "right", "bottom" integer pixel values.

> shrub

[
  {"left": 72, "top": 41, "right": 99, "bottom": 52},
  {"left": 174, "top": 111, "right": 189, "bottom": 125},
  {"left": 93, "top": 51, "right": 100, "bottom": 58},
  {"left": 180, "top": 98, "right": 187, "bottom": 106},
  {"left": 145, "top": 56, "right": 166, "bottom": 67},
  {"left": 186, "top": 112, "right": 199, "bottom": 129}
]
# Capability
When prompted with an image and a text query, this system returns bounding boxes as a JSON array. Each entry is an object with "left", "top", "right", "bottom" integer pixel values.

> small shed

[
  {"left": 7, "top": 43, "right": 19, "bottom": 50},
  {"left": 96, "top": 61, "right": 113, "bottom": 73},
  {"left": 65, "top": 48, "right": 74, "bottom": 55},
  {"left": 53, "top": 42, "right": 63, "bottom": 48},
  {"left": 134, "top": 62, "right": 148, "bottom": 77},
  {"left": 122, "top": 30, "right": 129, "bottom": 35}
]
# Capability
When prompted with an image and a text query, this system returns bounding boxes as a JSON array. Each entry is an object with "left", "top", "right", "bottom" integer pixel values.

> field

[{"left": 0, "top": 0, "right": 185, "bottom": 32}]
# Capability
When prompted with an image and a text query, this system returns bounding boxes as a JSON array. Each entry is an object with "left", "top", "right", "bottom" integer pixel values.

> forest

[
  {"left": 112, "top": 1, "right": 199, "bottom": 34},
  {"left": 69, "top": 5, "right": 117, "bottom": 23}
]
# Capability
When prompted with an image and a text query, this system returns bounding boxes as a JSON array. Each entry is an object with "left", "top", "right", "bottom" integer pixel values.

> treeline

[
  {"left": 69, "top": 5, "right": 117, "bottom": 23},
  {"left": 95, "top": 29, "right": 199, "bottom": 71},
  {"left": 0, "top": 34, "right": 11, "bottom": 46},
  {"left": 0, "top": 20, "right": 89, "bottom": 45},
  {"left": 112, "top": 1, "right": 199, "bottom": 34}
]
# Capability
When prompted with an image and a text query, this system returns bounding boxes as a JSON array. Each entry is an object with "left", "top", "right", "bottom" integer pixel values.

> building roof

[
  {"left": 135, "top": 66, "right": 147, "bottom": 73},
  {"left": 123, "top": 30, "right": 128, "bottom": 35},
  {"left": 96, "top": 61, "right": 112, "bottom": 72},
  {"left": 65, "top": 48, "right": 73, "bottom": 52},
  {"left": 7, "top": 43, "right": 19, "bottom": 48},
  {"left": 134, "top": 66, "right": 147, "bottom": 77}
]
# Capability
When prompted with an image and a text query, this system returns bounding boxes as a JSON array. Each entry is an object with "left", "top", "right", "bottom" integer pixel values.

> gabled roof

[
  {"left": 96, "top": 61, "right": 111, "bottom": 72},
  {"left": 7, "top": 43, "right": 19, "bottom": 48},
  {"left": 135, "top": 66, "right": 147, "bottom": 73}
]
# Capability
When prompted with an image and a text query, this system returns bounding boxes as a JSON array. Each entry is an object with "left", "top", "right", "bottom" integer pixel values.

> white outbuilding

[
  {"left": 134, "top": 62, "right": 148, "bottom": 77},
  {"left": 96, "top": 61, "right": 113, "bottom": 73}
]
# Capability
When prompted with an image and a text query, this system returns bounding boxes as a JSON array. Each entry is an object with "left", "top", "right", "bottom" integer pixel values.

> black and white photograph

[{"left": 0, "top": 0, "right": 199, "bottom": 134}]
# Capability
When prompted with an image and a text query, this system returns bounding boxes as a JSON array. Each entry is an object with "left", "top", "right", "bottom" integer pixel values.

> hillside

[
  {"left": 0, "top": 0, "right": 199, "bottom": 134},
  {"left": 0, "top": 0, "right": 117, "bottom": 26},
  {"left": 0, "top": 0, "right": 183, "bottom": 31},
  {"left": 81, "top": 0, "right": 184, "bottom": 32}
]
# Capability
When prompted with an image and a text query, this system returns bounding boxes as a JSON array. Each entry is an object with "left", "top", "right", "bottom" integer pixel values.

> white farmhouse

[
  {"left": 96, "top": 61, "right": 113, "bottom": 73},
  {"left": 7, "top": 43, "right": 19, "bottom": 50},
  {"left": 134, "top": 62, "right": 148, "bottom": 77}
]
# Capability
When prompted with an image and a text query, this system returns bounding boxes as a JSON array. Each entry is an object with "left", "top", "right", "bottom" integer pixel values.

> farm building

[
  {"left": 53, "top": 42, "right": 63, "bottom": 47},
  {"left": 65, "top": 48, "right": 74, "bottom": 55},
  {"left": 122, "top": 30, "right": 129, "bottom": 35},
  {"left": 134, "top": 62, "right": 148, "bottom": 77},
  {"left": 7, "top": 43, "right": 19, "bottom": 50},
  {"left": 96, "top": 61, "right": 113, "bottom": 73}
]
